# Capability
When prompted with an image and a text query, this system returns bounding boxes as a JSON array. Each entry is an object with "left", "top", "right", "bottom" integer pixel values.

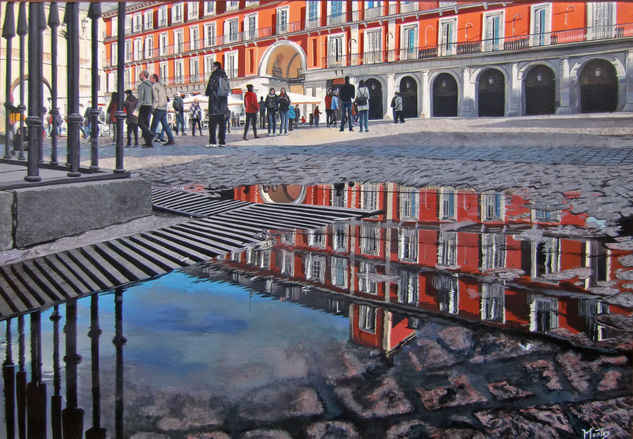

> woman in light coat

[{"left": 356, "top": 80, "right": 370, "bottom": 132}]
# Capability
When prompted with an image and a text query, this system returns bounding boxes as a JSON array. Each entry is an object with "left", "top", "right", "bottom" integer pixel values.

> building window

[
  {"left": 438, "top": 232, "right": 457, "bottom": 266},
  {"left": 133, "top": 13, "right": 142, "bottom": 32},
  {"left": 306, "top": 253, "right": 326, "bottom": 283},
  {"left": 399, "top": 228, "right": 418, "bottom": 262},
  {"left": 125, "top": 16, "right": 132, "bottom": 34},
  {"left": 328, "top": 1, "right": 345, "bottom": 25},
  {"left": 331, "top": 256, "right": 348, "bottom": 288},
  {"left": 364, "top": 29, "right": 382, "bottom": 64},
  {"left": 225, "top": 50, "right": 238, "bottom": 79},
  {"left": 111, "top": 42, "right": 118, "bottom": 65},
  {"left": 175, "top": 59, "right": 184, "bottom": 84},
  {"left": 124, "top": 67, "right": 131, "bottom": 90},
  {"left": 133, "top": 38, "right": 142, "bottom": 61},
  {"left": 257, "top": 250, "right": 271, "bottom": 269},
  {"left": 532, "top": 238, "right": 561, "bottom": 278},
  {"left": 159, "top": 32, "right": 168, "bottom": 56},
  {"left": 360, "top": 225, "right": 380, "bottom": 256},
  {"left": 158, "top": 6, "right": 168, "bottom": 27},
  {"left": 111, "top": 17, "right": 118, "bottom": 37},
  {"left": 529, "top": 296, "right": 558, "bottom": 332},
  {"left": 399, "top": 186, "right": 418, "bottom": 220},
  {"left": 144, "top": 10, "right": 153, "bottom": 30},
  {"left": 480, "top": 233, "right": 506, "bottom": 270},
  {"left": 398, "top": 270, "right": 419, "bottom": 305},
  {"left": 530, "top": 3, "right": 551, "bottom": 46},
  {"left": 434, "top": 273, "right": 459, "bottom": 314},
  {"left": 481, "top": 192, "right": 504, "bottom": 221},
  {"left": 439, "top": 187, "right": 456, "bottom": 220},
  {"left": 204, "top": 54, "right": 216, "bottom": 75},
  {"left": 401, "top": 1, "right": 418, "bottom": 13},
  {"left": 187, "top": 1, "right": 198, "bottom": 20},
  {"left": 172, "top": 3, "right": 184, "bottom": 23},
  {"left": 327, "top": 34, "right": 345, "bottom": 67},
  {"left": 333, "top": 223, "right": 348, "bottom": 252},
  {"left": 358, "top": 305, "right": 376, "bottom": 333},
  {"left": 481, "top": 283, "right": 505, "bottom": 322},
  {"left": 307, "top": 0, "right": 319, "bottom": 29},
  {"left": 483, "top": 11, "right": 504, "bottom": 51},
  {"left": 245, "top": 0, "right": 259, "bottom": 6},
  {"left": 331, "top": 183, "right": 347, "bottom": 208},
  {"left": 204, "top": 2, "right": 215, "bottom": 16},
  {"left": 124, "top": 40, "right": 132, "bottom": 62},
  {"left": 361, "top": 183, "right": 378, "bottom": 210},
  {"left": 401, "top": 25, "right": 418, "bottom": 60},
  {"left": 225, "top": 18, "right": 239, "bottom": 43},
  {"left": 358, "top": 262, "right": 378, "bottom": 294},
  {"left": 175, "top": 30, "right": 184, "bottom": 52},
  {"left": 144, "top": 36, "right": 153, "bottom": 59},
  {"left": 308, "top": 227, "right": 326, "bottom": 248},
  {"left": 366, "top": 1, "right": 381, "bottom": 19},
  {"left": 277, "top": 6, "right": 289, "bottom": 34},
  {"left": 438, "top": 17, "right": 457, "bottom": 56},
  {"left": 159, "top": 62, "right": 168, "bottom": 84},
  {"left": 587, "top": 1, "right": 615, "bottom": 40},
  {"left": 227, "top": 0, "right": 240, "bottom": 10},
  {"left": 245, "top": 13, "right": 257, "bottom": 40},
  {"left": 190, "top": 57, "right": 200, "bottom": 82},
  {"left": 532, "top": 207, "right": 560, "bottom": 223},
  {"left": 204, "top": 23, "right": 216, "bottom": 47},
  {"left": 190, "top": 26, "right": 200, "bottom": 50},
  {"left": 281, "top": 249, "right": 294, "bottom": 276},
  {"left": 107, "top": 72, "right": 114, "bottom": 93}
]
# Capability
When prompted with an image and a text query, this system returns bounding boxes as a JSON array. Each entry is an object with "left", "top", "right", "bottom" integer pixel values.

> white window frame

[
  {"left": 245, "top": 0, "right": 259, "bottom": 6},
  {"left": 144, "top": 10, "right": 153, "bottom": 30},
  {"left": 124, "top": 40, "right": 132, "bottom": 62},
  {"left": 190, "top": 25, "right": 200, "bottom": 51},
  {"left": 358, "top": 262, "right": 379, "bottom": 295},
  {"left": 225, "top": 50, "right": 238, "bottom": 79},
  {"left": 532, "top": 238, "right": 561, "bottom": 279},
  {"left": 529, "top": 296, "right": 559, "bottom": 332},
  {"left": 204, "top": 54, "right": 216, "bottom": 75},
  {"left": 204, "top": 23, "right": 216, "bottom": 47},
  {"left": 438, "top": 17, "right": 457, "bottom": 56},
  {"left": 227, "top": 0, "right": 240, "bottom": 11},
  {"left": 281, "top": 249, "right": 294, "bottom": 276},
  {"left": 401, "top": 1, "right": 418, "bottom": 14},
  {"left": 328, "top": 0, "right": 345, "bottom": 25},
  {"left": 204, "top": 2, "right": 215, "bottom": 16},
  {"left": 308, "top": 227, "right": 326, "bottom": 249},
  {"left": 158, "top": 5, "right": 168, "bottom": 27},
  {"left": 245, "top": 13, "right": 258, "bottom": 40},
  {"left": 187, "top": 1, "right": 199, "bottom": 20},
  {"left": 531, "top": 207, "right": 560, "bottom": 223},
  {"left": 366, "top": 1, "right": 382, "bottom": 19},
  {"left": 124, "top": 67, "right": 132, "bottom": 90},
  {"left": 159, "top": 62, "right": 168, "bottom": 85},
  {"left": 277, "top": 6, "right": 289, "bottom": 34},
  {"left": 225, "top": 18, "right": 239, "bottom": 43},
  {"left": 330, "top": 256, "right": 349, "bottom": 288},
  {"left": 144, "top": 36, "right": 154, "bottom": 59},
  {"left": 111, "top": 17, "right": 118, "bottom": 37},
  {"left": 480, "top": 233, "right": 506, "bottom": 270},
  {"left": 306, "top": 0, "right": 320, "bottom": 29},
  {"left": 331, "top": 184, "right": 348, "bottom": 208},
  {"left": 327, "top": 33, "right": 346, "bottom": 67},
  {"left": 481, "top": 283, "right": 506, "bottom": 322},
  {"left": 361, "top": 183, "right": 378, "bottom": 211},
  {"left": 399, "top": 228, "right": 418, "bottom": 262},
  {"left": 401, "top": 24, "right": 418, "bottom": 61},
  {"left": 172, "top": 3, "right": 184, "bottom": 23},
  {"left": 306, "top": 253, "right": 326, "bottom": 283},
  {"left": 174, "top": 29, "right": 184, "bottom": 53},
  {"left": 333, "top": 223, "right": 348, "bottom": 252},
  {"left": 175, "top": 59, "right": 185, "bottom": 84},
  {"left": 439, "top": 187, "right": 456, "bottom": 220},
  {"left": 481, "top": 192, "right": 504, "bottom": 222},
  {"left": 434, "top": 273, "right": 459, "bottom": 314},
  {"left": 190, "top": 57, "right": 200, "bottom": 82},
  {"left": 398, "top": 270, "right": 419, "bottom": 305},
  {"left": 399, "top": 186, "right": 419, "bottom": 220},
  {"left": 530, "top": 3, "right": 551, "bottom": 46},
  {"left": 358, "top": 305, "right": 376, "bottom": 333},
  {"left": 159, "top": 32, "right": 168, "bottom": 56},
  {"left": 437, "top": 231, "right": 458, "bottom": 267},
  {"left": 107, "top": 72, "right": 115, "bottom": 93},
  {"left": 364, "top": 28, "right": 383, "bottom": 64},
  {"left": 133, "top": 13, "right": 142, "bottom": 32},
  {"left": 125, "top": 16, "right": 132, "bottom": 34},
  {"left": 482, "top": 10, "right": 505, "bottom": 52},
  {"left": 257, "top": 250, "right": 271, "bottom": 269},
  {"left": 360, "top": 225, "right": 380, "bottom": 256},
  {"left": 111, "top": 42, "right": 118, "bottom": 65},
  {"left": 133, "top": 38, "right": 142, "bottom": 61},
  {"left": 587, "top": 1, "right": 616, "bottom": 40}
]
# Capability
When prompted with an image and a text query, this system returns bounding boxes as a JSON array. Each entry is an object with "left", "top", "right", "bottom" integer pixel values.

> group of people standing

[{"left": 324, "top": 76, "right": 371, "bottom": 133}]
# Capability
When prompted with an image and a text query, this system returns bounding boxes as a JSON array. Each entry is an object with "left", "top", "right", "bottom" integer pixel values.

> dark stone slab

[{"left": 334, "top": 376, "right": 413, "bottom": 418}]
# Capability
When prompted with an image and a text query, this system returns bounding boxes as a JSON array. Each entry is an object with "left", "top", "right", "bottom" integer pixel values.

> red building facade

[{"left": 103, "top": 1, "right": 633, "bottom": 119}]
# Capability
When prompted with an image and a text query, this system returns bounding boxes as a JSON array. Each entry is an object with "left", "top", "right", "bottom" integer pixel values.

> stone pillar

[
  {"left": 460, "top": 67, "right": 476, "bottom": 117},
  {"left": 622, "top": 49, "right": 633, "bottom": 111},
  {"left": 385, "top": 73, "right": 396, "bottom": 119},
  {"left": 421, "top": 70, "right": 431, "bottom": 118},
  {"left": 557, "top": 57, "right": 572, "bottom": 114},
  {"left": 349, "top": 24, "right": 359, "bottom": 66},
  {"left": 507, "top": 62, "right": 522, "bottom": 116},
  {"left": 387, "top": 19, "right": 396, "bottom": 62}
]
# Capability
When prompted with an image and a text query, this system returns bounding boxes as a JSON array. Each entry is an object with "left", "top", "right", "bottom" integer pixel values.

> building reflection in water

[
  {"left": 1, "top": 291, "right": 125, "bottom": 438},
  {"left": 219, "top": 182, "right": 633, "bottom": 353}
]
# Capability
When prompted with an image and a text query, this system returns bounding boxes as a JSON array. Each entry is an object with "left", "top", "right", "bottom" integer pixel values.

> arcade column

[
  {"left": 507, "top": 62, "right": 522, "bottom": 116},
  {"left": 622, "top": 49, "right": 633, "bottom": 111},
  {"left": 459, "top": 68, "right": 476, "bottom": 117},
  {"left": 556, "top": 58, "right": 572, "bottom": 114},
  {"left": 420, "top": 70, "right": 430, "bottom": 118}
]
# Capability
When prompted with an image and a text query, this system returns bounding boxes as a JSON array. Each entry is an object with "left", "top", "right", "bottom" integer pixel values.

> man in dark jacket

[
  {"left": 259, "top": 96, "right": 266, "bottom": 129},
  {"left": 124, "top": 90, "right": 139, "bottom": 147},
  {"left": 339, "top": 76, "right": 355, "bottom": 132},
  {"left": 204, "top": 61, "right": 229, "bottom": 147}
]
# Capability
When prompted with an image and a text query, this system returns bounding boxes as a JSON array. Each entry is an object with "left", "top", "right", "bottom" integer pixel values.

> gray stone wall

[{"left": 0, "top": 191, "right": 14, "bottom": 251}]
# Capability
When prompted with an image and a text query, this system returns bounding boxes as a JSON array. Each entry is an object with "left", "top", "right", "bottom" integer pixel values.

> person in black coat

[
  {"left": 259, "top": 96, "right": 266, "bottom": 129},
  {"left": 204, "top": 61, "right": 229, "bottom": 146},
  {"left": 264, "top": 88, "right": 279, "bottom": 136}
]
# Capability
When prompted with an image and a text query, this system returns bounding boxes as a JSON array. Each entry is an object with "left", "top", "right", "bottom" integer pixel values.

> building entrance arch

[
  {"left": 259, "top": 41, "right": 307, "bottom": 82},
  {"left": 365, "top": 78, "right": 383, "bottom": 119},
  {"left": 478, "top": 69, "right": 505, "bottom": 117},
  {"left": 524, "top": 65, "right": 556, "bottom": 115},
  {"left": 579, "top": 59, "right": 617, "bottom": 113},
  {"left": 399, "top": 76, "right": 418, "bottom": 118},
  {"left": 432, "top": 73, "right": 458, "bottom": 117}
]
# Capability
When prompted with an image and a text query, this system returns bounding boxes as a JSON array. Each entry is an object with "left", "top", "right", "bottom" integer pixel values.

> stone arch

[
  {"left": 397, "top": 75, "right": 419, "bottom": 118},
  {"left": 258, "top": 40, "right": 308, "bottom": 80},
  {"left": 476, "top": 68, "right": 506, "bottom": 117},
  {"left": 578, "top": 59, "right": 618, "bottom": 113},
  {"left": 430, "top": 72, "right": 460, "bottom": 117},
  {"left": 524, "top": 64, "right": 556, "bottom": 115},
  {"left": 357, "top": 76, "right": 387, "bottom": 120},
  {"left": 10, "top": 75, "right": 53, "bottom": 112}
]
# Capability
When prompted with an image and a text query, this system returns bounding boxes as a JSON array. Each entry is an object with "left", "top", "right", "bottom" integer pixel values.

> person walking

[
  {"left": 294, "top": 105, "right": 301, "bottom": 130},
  {"left": 394, "top": 91, "right": 405, "bottom": 123},
  {"left": 288, "top": 104, "right": 296, "bottom": 131},
  {"left": 339, "top": 76, "right": 355, "bottom": 132},
  {"left": 324, "top": 89, "right": 333, "bottom": 127},
  {"left": 136, "top": 70, "right": 154, "bottom": 148},
  {"left": 190, "top": 101, "right": 202, "bottom": 136},
  {"left": 278, "top": 88, "right": 291, "bottom": 135},
  {"left": 106, "top": 92, "right": 119, "bottom": 144},
  {"left": 123, "top": 90, "right": 139, "bottom": 147},
  {"left": 259, "top": 96, "right": 266, "bottom": 129},
  {"left": 204, "top": 61, "right": 229, "bottom": 147},
  {"left": 390, "top": 92, "right": 398, "bottom": 123},
  {"left": 356, "top": 80, "right": 370, "bottom": 133},
  {"left": 331, "top": 89, "right": 339, "bottom": 126},
  {"left": 173, "top": 94, "right": 186, "bottom": 135},
  {"left": 149, "top": 73, "right": 176, "bottom": 145},
  {"left": 243, "top": 84, "right": 259, "bottom": 140},
  {"left": 313, "top": 106, "right": 321, "bottom": 127},
  {"left": 265, "top": 88, "right": 279, "bottom": 136}
]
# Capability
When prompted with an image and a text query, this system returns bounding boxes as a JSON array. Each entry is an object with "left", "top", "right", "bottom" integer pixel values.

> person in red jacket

[{"left": 243, "top": 84, "right": 260, "bottom": 140}]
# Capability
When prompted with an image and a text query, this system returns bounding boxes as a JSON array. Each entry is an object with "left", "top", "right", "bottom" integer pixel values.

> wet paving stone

[
  {"left": 524, "top": 359, "right": 564, "bottom": 391},
  {"left": 474, "top": 404, "right": 574, "bottom": 438},
  {"left": 305, "top": 421, "right": 360, "bottom": 439},
  {"left": 568, "top": 396, "right": 633, "bottom": 439},
  {"left": 334, "top": 376, "right": 414, "bottom": 418},
  {"left": 238, "top": 384, "right": 324, "bottom": 423},
  {"left": 417, "top": 374, "right": 488, "bottom": 410},
  {"left": 488, "top": 381, "right": 535, "bottom": 401}
]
